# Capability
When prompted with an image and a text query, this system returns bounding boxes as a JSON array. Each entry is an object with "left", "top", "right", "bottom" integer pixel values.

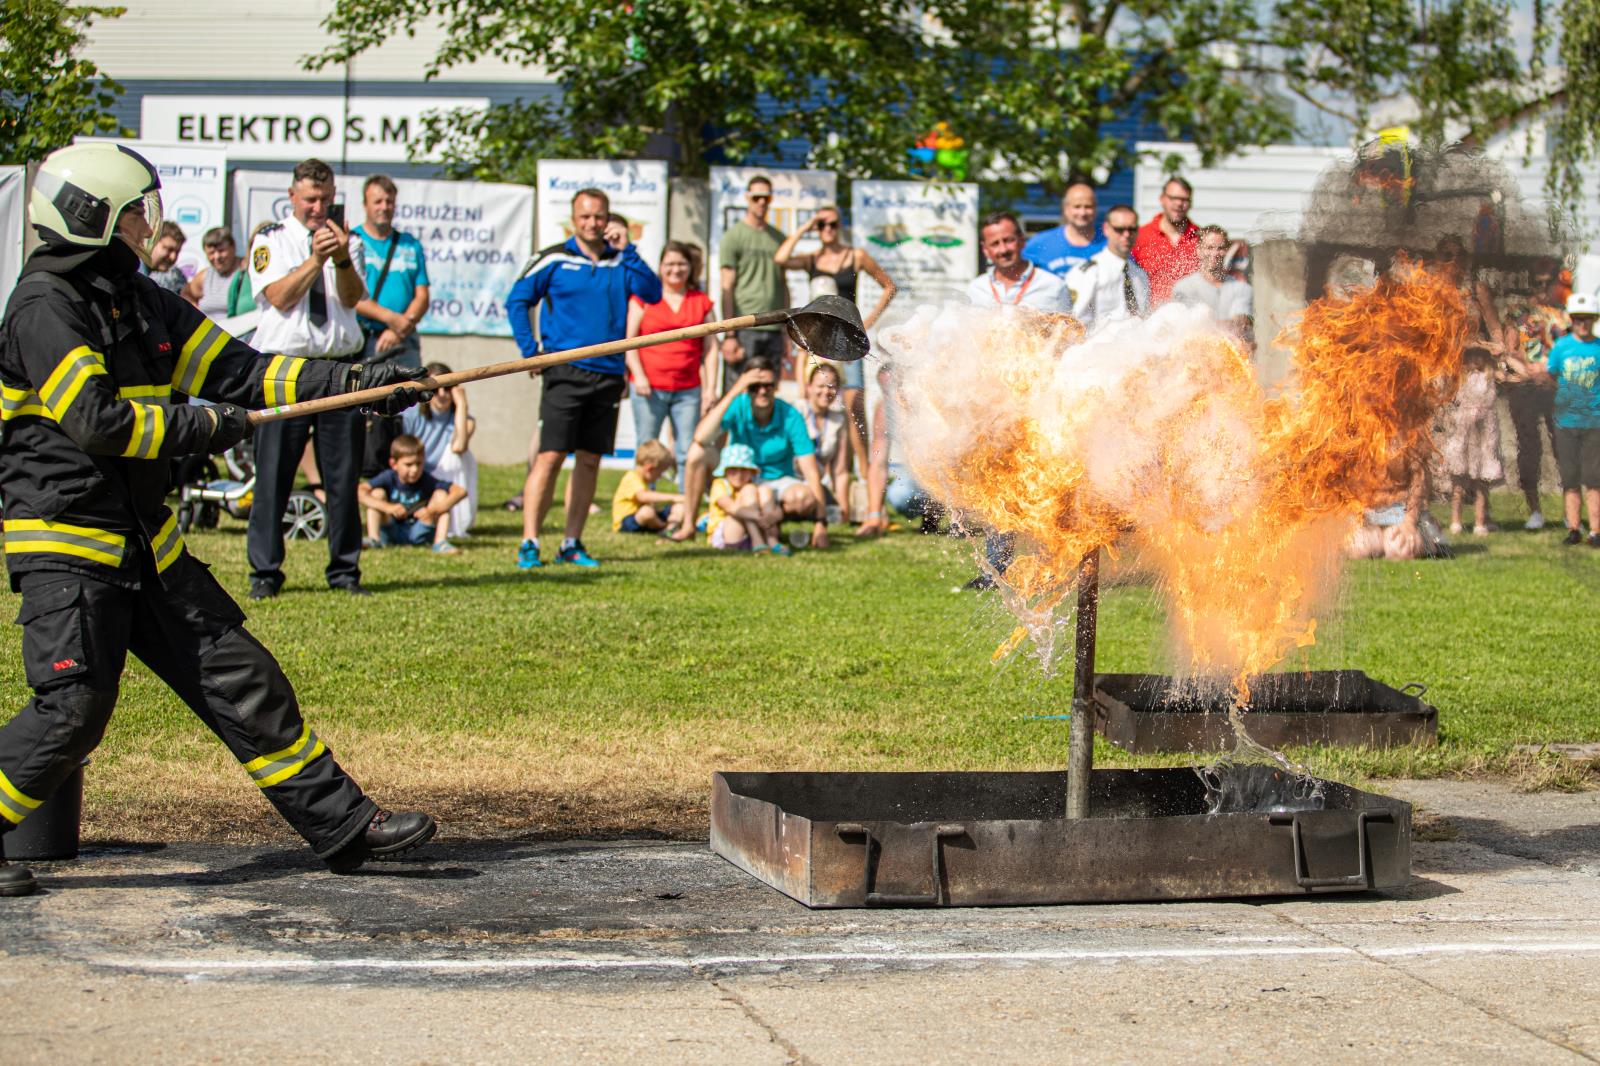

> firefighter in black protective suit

[{"left": 0, "top": 143, "right": 437, "bottom": 897}]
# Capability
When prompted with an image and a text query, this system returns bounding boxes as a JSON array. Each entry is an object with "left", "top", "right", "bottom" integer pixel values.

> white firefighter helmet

[{"left": 30, "top": 142, "right": 163, "bottom": 258}]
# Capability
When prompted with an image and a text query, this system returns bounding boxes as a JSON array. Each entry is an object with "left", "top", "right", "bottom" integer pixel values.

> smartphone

[{"left": 328, "top": 203, "right": 346, "bottom": 230}]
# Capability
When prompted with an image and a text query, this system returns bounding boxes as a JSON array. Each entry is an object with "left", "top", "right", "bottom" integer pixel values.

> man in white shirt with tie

[
  {"left": 1066, "top": 204, "right": 1151, "bottom": 333},
  {"left": 965, "top": 211, "right": 1072, "bottom": 313}
]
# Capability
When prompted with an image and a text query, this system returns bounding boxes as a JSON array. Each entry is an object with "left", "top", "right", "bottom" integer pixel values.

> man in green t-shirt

[{"left": 719, "top": 175, "right": 789, "bottom": 381}]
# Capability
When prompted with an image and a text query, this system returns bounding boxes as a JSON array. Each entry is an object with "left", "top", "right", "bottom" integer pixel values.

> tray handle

[
  {"left": 1400, "top": 682, "right": 1428, "bottom": 698},
  {"left": 835, "top": 823, "right": 967, "bottom": 906},
  {"left": 1280, "top": 810, "right": 1393, "bottom": 889}
]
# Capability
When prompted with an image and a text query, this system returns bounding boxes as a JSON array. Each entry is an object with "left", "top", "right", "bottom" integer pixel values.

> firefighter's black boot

[
  {"left": 325, "top": 810, "right": 436, "bottom": 874},
  {"left": 0, "top": 838, "right": 38, "bottom": 897}
]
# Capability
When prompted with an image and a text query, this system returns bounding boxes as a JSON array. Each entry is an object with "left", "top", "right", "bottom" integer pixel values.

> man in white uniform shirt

[
  {"left": 1171, "top": 224, "right": 1253, "bottom": 347},
  {"left": 248, "top": 158, "right": 421, "bottom": 600},
  {"left": 965, "top": 211, "right": 1072, "bottom": 313},
  {"left": 1067, "top": 204, "right": 1150, "bottom": 333}
]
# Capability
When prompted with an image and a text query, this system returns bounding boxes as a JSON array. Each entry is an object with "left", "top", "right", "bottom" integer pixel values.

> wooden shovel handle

[{"left": 248, "top": 310, "right": 783, "bottom": 425}]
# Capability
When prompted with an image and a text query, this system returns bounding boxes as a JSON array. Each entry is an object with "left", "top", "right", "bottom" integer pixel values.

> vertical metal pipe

[{"left": 1066, "top": 548, "right": 1101, "bottom": 820}]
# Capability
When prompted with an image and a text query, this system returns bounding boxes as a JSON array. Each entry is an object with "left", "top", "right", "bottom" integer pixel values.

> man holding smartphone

[
  {"left": 247, "top": 157, "right": 375, "bottom": 599},
  {"left": 506, "top": 187, "right": 660, "bottom": 569}
]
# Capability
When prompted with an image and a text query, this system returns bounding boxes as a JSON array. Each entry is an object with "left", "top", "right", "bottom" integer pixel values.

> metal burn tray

[
  {"left": 1094, "top": 670, "right": 1437, "bottom": 753},
  {"left": 710, "top": 768, "right": 1412, "bottom": 908}
]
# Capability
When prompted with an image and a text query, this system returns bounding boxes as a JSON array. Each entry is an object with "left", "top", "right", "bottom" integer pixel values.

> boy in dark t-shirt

[{"left": 358, "top": 434, "right": 467, "bottom": 554}]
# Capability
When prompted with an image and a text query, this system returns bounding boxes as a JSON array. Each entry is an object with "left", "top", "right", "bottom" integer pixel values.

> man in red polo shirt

[{"left": 1132, "top": 176, "right": 1200, "bottom": 307}]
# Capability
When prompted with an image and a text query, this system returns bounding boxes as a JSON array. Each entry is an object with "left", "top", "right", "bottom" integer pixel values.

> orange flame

[{"left": 894, "top": 262, "right": 1466, "bottom": 694}]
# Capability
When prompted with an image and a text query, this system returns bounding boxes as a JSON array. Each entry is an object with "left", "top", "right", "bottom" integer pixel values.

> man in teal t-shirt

[
  {"left": 673, "top": 359, "right": 831, "bottom": 549},
  {"left": 1538, "top": 293, "right": 1600, "bottom": 546},
  {"left": 352, "top": 175, "right": 431, "bottom": 476},
  {"left": 353, "top": 175, "right": 430, "bottom": 371}
]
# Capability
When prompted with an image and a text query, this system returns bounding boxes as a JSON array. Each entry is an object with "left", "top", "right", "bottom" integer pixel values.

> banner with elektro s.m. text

[
  {"left": 230, "top": 169, "right": 534, "bottom": 336},
  {"left": 535, "top": 160, "right": 669, "bottom": 269}
]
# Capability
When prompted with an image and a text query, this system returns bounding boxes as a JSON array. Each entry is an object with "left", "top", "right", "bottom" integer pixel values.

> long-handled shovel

[{"left": 247, "top": 295, "right": 870, "bottom": 425}]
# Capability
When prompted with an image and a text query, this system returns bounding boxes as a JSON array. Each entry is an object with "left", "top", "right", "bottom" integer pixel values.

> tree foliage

[
  {"left": 1543, "top": 0, "right": 1600, "bottom": 212},
  {"left": 314, "top": 0, "right": 1523, "bottom": 194},
  {"left": 0, "top": 1, "right": 130, "bottom": 164},
  {"left": 1271, "top": 0, "right": 1521, "bottom": 144}
]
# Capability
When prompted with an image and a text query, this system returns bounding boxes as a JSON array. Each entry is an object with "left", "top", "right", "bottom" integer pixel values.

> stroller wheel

[
  {"left": 283, "top": 489, "right": 327, "bottom": 541},
  {"left": 176, "top": 502, "right": 195, "bottom": 534},
  {"left": 198, "top": 501, "right": 221, "bottom": 529}
]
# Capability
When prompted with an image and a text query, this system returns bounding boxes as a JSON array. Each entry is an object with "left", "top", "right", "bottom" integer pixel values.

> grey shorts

[{"left": 1554, "top": 426, "right": 1600, "bottom": 490}]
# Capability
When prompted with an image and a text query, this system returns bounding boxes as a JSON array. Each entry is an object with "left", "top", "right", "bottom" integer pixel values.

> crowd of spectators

[{"left": 155, "top": 160, "right": 1600, "bottom": 586}]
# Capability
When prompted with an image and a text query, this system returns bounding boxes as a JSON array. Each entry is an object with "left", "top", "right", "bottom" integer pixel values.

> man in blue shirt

[
  {"left": 505, "top": 187, "right": 661, "bottom": 568},
  {"left": 1023, "top": 178, "right": 1105, "bottom": 276},
  {"left": 1535, "top": 293, "right": 1600, "bottom": 546},
  {"left": 354, "top": 174, "right": 431, "bottom": 477}
]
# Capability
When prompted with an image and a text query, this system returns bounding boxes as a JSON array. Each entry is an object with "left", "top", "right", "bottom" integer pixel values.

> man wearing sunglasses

[
  {"left": 719, "top": 175, "right": 789, "bottom": 380},
  {"left": 1066, "top": 204, "right": 1150, "bottom": 334}
]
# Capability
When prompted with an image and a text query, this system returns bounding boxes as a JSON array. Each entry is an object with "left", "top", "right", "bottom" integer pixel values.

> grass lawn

[{"left": 3, "top": 466, "right": 1596, "bottom": 846}]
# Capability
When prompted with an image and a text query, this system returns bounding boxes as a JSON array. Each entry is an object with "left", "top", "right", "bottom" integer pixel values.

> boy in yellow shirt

[{"left": 612, "top": 439, "right": 687, "bottom": 533}]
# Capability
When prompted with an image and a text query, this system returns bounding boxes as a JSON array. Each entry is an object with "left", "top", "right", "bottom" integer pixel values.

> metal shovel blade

[{"left": 784, "top": 295, "right": 871, "bottom": 362}]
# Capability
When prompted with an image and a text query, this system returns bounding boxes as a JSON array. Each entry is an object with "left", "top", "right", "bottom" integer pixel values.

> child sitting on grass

[
  {"left": 402, "top": 362, "right": 477, "bottom": 536},
  {"left": 359, "top": 435, "right": 468, "bottom": 554},
  {"left": 706, "top": 443, "right": 790, "bottom": 555},
  {"left": 612, "top": 439, "right": 686, "bottom": 534}
]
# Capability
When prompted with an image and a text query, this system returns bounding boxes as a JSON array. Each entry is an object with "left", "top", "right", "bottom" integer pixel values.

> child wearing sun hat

[{"left": 706, "top": 443, "right": 789, "bottom": 554}]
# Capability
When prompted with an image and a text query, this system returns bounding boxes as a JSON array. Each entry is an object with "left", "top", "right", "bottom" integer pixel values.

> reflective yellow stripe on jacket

[
  {"left": 261, "top": 355, "right": 306, "bottom": 408},
  {"left": 2, "top": 518, "right": 126, "bottom": 567},
  {"left": 117, "top": 383, "right": 172, "bottom": 401},
  {"left": 150, "top": 511, "right": 185, "bottom": 573},
  {"left": 242, "top": 726, "right": 327, "bottom": 789},
  {"left": 120, "top": 402, "right": 167, "bottom": 459},
  {"left": 0, "top": 384, "right": 48, "bottom": 421},
  {"left": 0, "top": 767, "right": 41, "bottom": 825},
  {"left": 39, "top": 346, "right": 108, "bottom": 422},
  {"left": 173, "top": 319, "right": 228, "bottom": 395}
]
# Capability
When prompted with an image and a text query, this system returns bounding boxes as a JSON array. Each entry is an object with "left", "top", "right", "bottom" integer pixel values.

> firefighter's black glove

[
  {"left": 349, "top": 363, "right": 434, "bottom": 415},
  {"left": 207, "top": 403, "right": 252, "bottom": 454}
]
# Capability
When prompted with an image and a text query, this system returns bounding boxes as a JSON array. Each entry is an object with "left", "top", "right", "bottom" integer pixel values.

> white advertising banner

[
  {"left": 141, "top": 95, "right": 488, "bottom": 163},
  {"left": 850, "top": 180, "right": 980, "bottom": 470},
  {"left": 535, "top": 160, "right": 669, "bottom": 268},
  {"left": 850, "top": 180, "right": 980, "bottom": 311},
  {"left": 230, "top": 169, "right": 534, "bottom": 336},
  {"left": 78, "top": 139, "right": 228, "bottom": 277},
  {"left": 0, "top": 166, "right": 25, "bottom": 318}
]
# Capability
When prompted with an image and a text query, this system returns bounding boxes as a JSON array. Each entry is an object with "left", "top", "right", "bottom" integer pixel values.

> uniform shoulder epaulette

[{"left": 259, "top": 222, "right": 284, "bottom": 235}]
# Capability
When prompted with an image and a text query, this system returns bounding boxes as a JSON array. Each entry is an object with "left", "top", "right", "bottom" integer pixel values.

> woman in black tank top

[{"left": 773, "top": 204, "right": 901, "bottom": 536}]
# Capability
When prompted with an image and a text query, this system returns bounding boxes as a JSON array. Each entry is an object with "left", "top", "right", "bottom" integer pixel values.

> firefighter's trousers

[{"left": 0, "top": 554, "right": 376, "bottom": 857}]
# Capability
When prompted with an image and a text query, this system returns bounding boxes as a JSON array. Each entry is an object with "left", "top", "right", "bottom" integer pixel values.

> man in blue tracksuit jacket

[{"left": 505, "top": 187, "right": 661, "bottom": 569}]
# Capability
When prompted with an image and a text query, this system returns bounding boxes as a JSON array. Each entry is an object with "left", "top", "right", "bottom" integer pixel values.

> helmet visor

[{"left": 122, "top": 189, "right": 165, "bottom": 267}]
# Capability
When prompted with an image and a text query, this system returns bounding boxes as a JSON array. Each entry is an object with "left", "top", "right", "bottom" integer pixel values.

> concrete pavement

[{"left": 4, "top": 778, "right": 1599, "bottom": 1064}]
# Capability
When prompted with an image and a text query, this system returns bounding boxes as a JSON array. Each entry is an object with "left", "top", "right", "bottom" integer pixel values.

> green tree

[
  {"left": 1270, "top": 0, "right": 1522, "bottom": 144},
  {"left": 0, "top": 1, "right": 130, "bottom": 164},
  {"left": 313, "top": 0, "right": 1520, "bottom": 194},
  {"left": 1541, "top": 0, "right": 1599, "bottom": 214}
]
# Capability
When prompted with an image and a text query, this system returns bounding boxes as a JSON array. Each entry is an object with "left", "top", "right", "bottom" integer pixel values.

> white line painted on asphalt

[{"left": 101, "top": 939, "right": 1600, "bottom": 976}]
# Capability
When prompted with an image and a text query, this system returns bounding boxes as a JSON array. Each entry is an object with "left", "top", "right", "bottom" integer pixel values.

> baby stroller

[{"left": 173, "top": 440, "right": 327, "bottom": 541}]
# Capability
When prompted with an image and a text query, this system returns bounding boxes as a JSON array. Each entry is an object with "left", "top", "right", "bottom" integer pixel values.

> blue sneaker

[
  {"left": 555, "top": 539, "right": 600, "bottom": 567},
  {"left": 517, "top": 539, "right": 542, "bottom": 570}
]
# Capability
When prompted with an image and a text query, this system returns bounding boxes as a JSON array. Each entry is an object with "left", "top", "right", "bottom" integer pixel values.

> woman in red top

[{"left": 625, "top": 241, "right": 716, "bottom": 471}]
